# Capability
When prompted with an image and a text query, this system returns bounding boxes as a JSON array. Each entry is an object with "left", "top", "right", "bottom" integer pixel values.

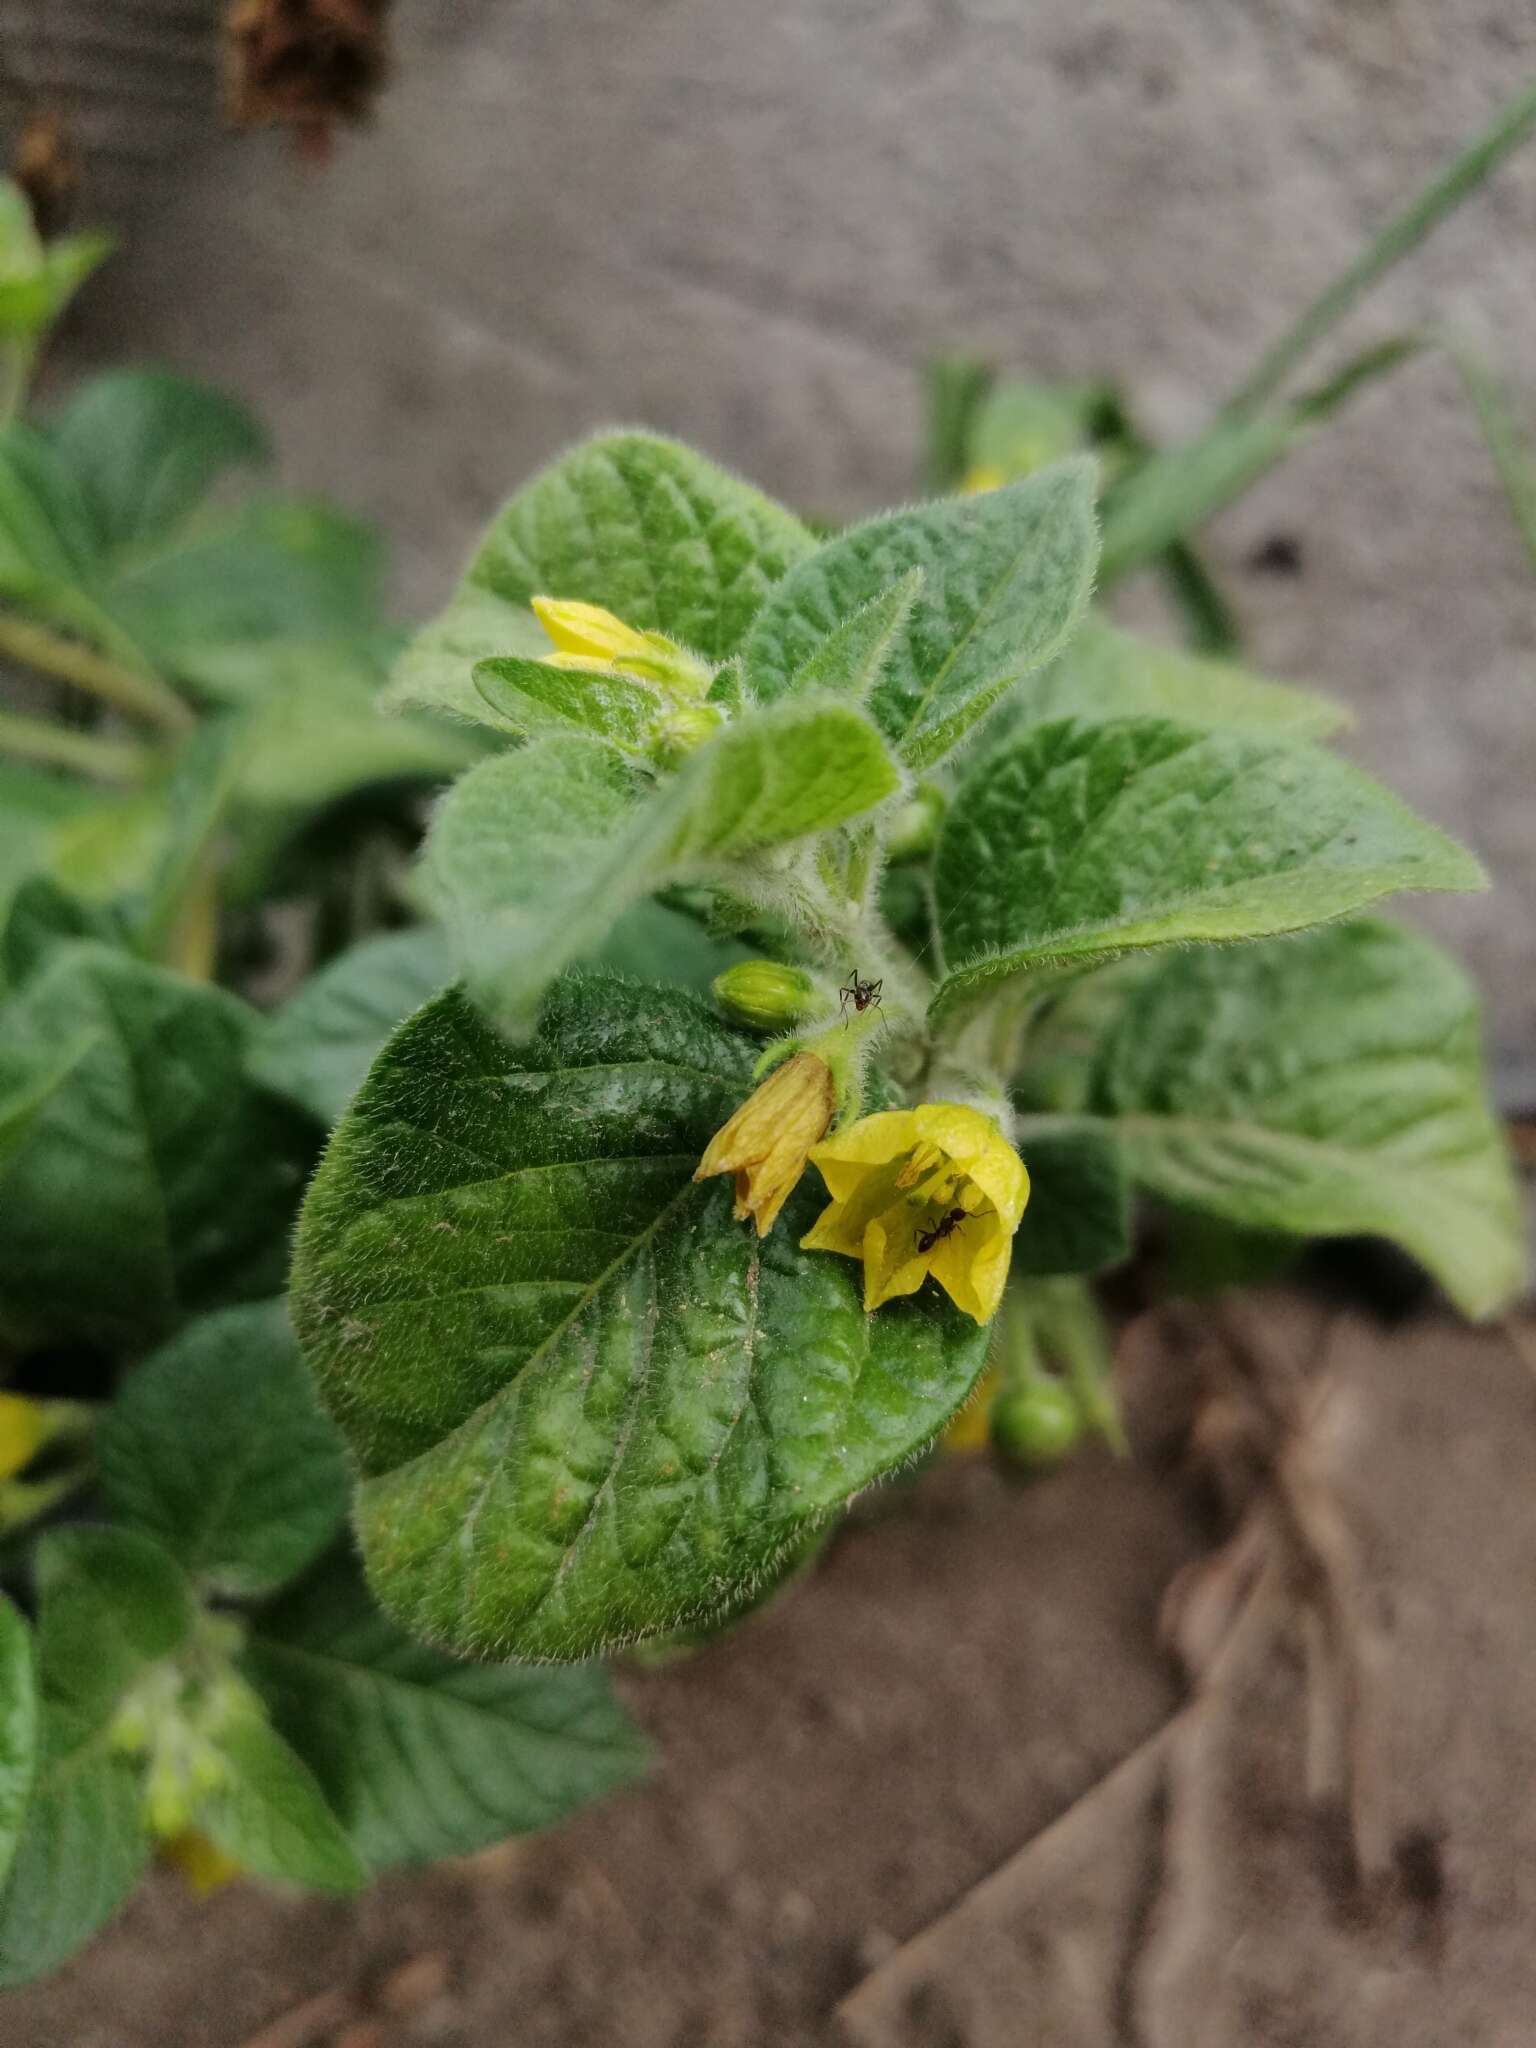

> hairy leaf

[
  {"left": 429, "top": 702, "right": 899, "bottom": 1032},
  {"left": 99, "top": 1301, "right": 350, "bottom": 1598},
  {"left": 290, "top": 974, "right": 988, "bottom": 1659},
  {"left": 249, "top": 1550, "right": 648, "bottom": 1866},
  {"left": 931, "top": 717, "right": 1483, "bottom": 1021},
  {"left": 744, "top": 460, "right": 1099, "bottom": 767},
  {"left": 1080, "top": 921, "right": 1524, "bottom": 1317},
  {"left": 388, "top": 434, "right": 815, "bottom": 727},
  {"left": 781, "top": 569, "right": 924, "bottom": 702},
  {"left": 386, "top": 587, "right": 548, "bottom": 727},
  {"left": 1004, "top": 615, "right": 1347, "bottom": 739},
  {"left": 474, "top": 654, "right": 661, "bottom": 755}
]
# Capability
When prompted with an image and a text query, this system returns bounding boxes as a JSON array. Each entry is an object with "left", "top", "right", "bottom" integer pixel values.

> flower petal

[{"left": 861, "top": 1216, "right": 932, "bottom": 1312}]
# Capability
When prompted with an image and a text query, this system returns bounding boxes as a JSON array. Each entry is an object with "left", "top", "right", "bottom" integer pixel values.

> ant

[
  {"left": 917, "top": 1206, "right": 967, "bottom": 1255},
  {"left": 839, "top": 968, "right": 883, "bottom": 1023}
]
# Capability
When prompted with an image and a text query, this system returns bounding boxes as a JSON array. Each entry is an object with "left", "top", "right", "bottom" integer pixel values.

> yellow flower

[
  {"left": 800, "top": 1104, "right": 1029, "bottom": 1324},
  {"left": 0, "top": 1393, "right": 47, "bottom": 1482},
  {"left": 532, "top": 594, "right": 711, "bottom": 695},
  {"left": 961, "top": 464, "right": 1007, "bottom": 495},
  {"left": 162, "top": 1830, "right": 242, "bottom": 1897},
  {"left": 694, "top": 1052, "right": 836, "bottom": 1237}
]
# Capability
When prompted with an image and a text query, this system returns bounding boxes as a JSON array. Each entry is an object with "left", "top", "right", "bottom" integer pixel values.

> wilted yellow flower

[
  {"left": 162, "top": 1830, "right": 242, "bottom": 1897},
  {"left": 801, "top": 1104, "right": 1029, "bottom": 1324},
  {"left": 694, "top": 1052, "right": 836, "bottom": 1237},
  {"left": 532, "top": 594, "right": 711, "bottom": 695}
]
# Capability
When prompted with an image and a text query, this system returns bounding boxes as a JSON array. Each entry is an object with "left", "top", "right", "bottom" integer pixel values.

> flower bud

[
  {"left": 531, "top": 595, "right": 712, "bottom": 697},
  {"left": 712, "top": 961, "right": 817, "bottom": 1033},
  {"left": 884, "top": 783, "right": 947, "bottom": 864}
]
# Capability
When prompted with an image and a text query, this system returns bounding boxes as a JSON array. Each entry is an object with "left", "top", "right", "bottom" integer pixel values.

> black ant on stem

[
  {"left": 839, "top": 968, "right": 883, "bottom": 1025},
  {"left": 917, "top": 1207, "right": 967, "bottom": 1255}
]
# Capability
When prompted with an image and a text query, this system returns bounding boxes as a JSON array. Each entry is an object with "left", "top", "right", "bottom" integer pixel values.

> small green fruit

[{"left": 993, "top": 1379, "right": 1082, "bottom": 1470}]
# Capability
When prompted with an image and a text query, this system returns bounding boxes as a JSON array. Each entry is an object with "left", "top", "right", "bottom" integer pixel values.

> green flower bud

[
  {"left": 712, "top": 960, "right": 817, "bottom": 1033},
  {"left": 144, "top": 1758, "right": 192, "bottom": 1840},
  {"left": 653, "top": 698, "right": 724, "bottom": 766},
  {"left": 885, "top": 783, "right": 947, "bottom": 863}
]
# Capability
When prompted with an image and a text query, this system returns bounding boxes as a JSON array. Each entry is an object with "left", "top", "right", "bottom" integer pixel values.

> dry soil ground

[{"left": 10, "top": 1296, "right": 1536, "bottom": 2048}]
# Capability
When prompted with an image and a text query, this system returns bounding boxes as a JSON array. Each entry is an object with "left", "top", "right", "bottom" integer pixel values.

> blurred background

[
  {"left": 3, "top": 6, "right": 1535, "bottom": 2045},
  {"left": 6, "top": 3, "right": 1535, "bottom": 1059}
]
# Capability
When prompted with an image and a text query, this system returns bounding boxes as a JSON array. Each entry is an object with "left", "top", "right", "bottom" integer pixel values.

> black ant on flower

[
  {"left": 916, "top": 1206, "right": 967, "bottom": 1255},
  {"left": 839, "top": 968, "right": 883, "bottom": 1023}
]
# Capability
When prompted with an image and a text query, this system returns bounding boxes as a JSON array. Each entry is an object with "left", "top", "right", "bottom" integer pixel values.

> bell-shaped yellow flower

[
  {"left": 532, "top": 594, "right": 711, "bottom": 695},
  {"left": 694, "top": 1052, "right": 836, "bottom": 1238},
  {"left": 800, "top": 1103, "right": 1029, "bottom": 1324}
]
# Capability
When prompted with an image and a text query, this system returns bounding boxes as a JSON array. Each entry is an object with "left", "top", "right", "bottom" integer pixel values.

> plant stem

[
  {"left": 0, "top": 706, "right": 151, "bottom": 782},
  {"left": 0, "top": 608, "right": 193, "bottom": 734},
  {"left": 1222, "top": 76, "right": 1536, "bottom": 419},
  {"left": 0, "top": 340, "right": 34, "bottom": 431},
  {"left": 1448, "top": 335, "right": 1536, "bottom": 579}
]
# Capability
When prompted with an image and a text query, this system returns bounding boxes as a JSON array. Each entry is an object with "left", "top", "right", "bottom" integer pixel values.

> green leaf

[
  {"left": 248, "top": 1549, "right": 648, "bottom": 1867},
  {"left": 474, "top": 653, "right": 661, "bottom": 754},
  {"left": 1079, "top": 920, "right": 1524, "bottom": 1317},
  {"left": 0, "top": 1534, "right": 181, "bottom": 1985},
  {"left": 2, "top": 873, "right": 125, "bottom": 988},
  {"left": 0, "top": 182, "right": 111, "bottom": 344},
  {"left": 430, "top": 701, "right": 900, "bottom": 1032},
  {"left": 743, "top": 460, "right": 1099, "bottom": 768},
  {"left": 426, "top": 734, "right": 640, "bottom": 1030},
  {"left": 0, "top": 943, "right": 307, "bottom": 1343},
  {"left": 780, "top": 568, "right": 924, "bottom": 701},
  {"left": 289, "top": 974, "right": 988, "bottom": 1659},
  {"left": 0, "top": 1598, "right": 37, "bottom": 1892},
  {"left": 251, "top": 924, "right": 452, "bottom": 1127},
  {"left": 385, "top": 587, "right": 548, "bottom": 728},
  {"left": 33, "top": 1526, "right": 196, "bottom": 1744},
  {"left": 233, "top": 642, "right": 475, "bottom": 811},
  {"left": 109, "top": 497, "right": 386, "bottom": 687},
  {"left": 98, "top": 1301, "right": 350, "bottom": 1597},
  {"left": 595, "top": 898, "right": 755, "bottom": 992},
  {"left": 1010, "top": 1116, "right": 1130, "bottom": 1278},
  {"left": 0, "top": 424, "right": 100, "bottom": 620},
  {"left": 388, "top": 433, "right": 816, "bottom": 726},
  {"left": 0, "top": 1723, "right": 146, "bottom": 1987},
  {"left": 47, "top": 369, "right": 270, "bottom": 557},
  {"left": 1004, "top": 614, "right": 1348, "bottom": 739},
  {"left": 0, "top": 1028, "right": 100, "bottom": 1173},
  {"left": 196, "top": 1701, "right": 366, "bottom": 1894},
  {"left": 930, "top": 717, "right": 1484, "bottom": 1022},
  {"left": 0, "top": 765, "right": 98, "bottom": 932}
]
